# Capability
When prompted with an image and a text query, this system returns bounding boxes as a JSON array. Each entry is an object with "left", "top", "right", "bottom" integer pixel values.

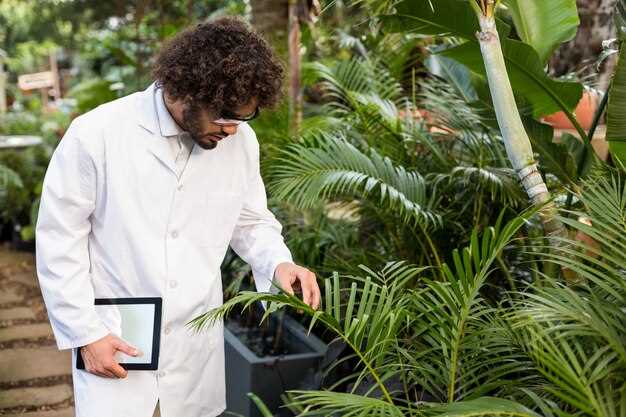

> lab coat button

[
  {"left": 158, "top": 371, "right": 166, "bottom": 377},
  {"left": 170, "top": 230, "right": 178, "bottom": 239},
  {"left": 177, "top": 184, "right": 183, "bottom": 191},
  {"left": 169, "top": 280, "right": 178, "bottom": 288},
  {"left": 164, "top": 325, "right": 171, "bottom": 335}
]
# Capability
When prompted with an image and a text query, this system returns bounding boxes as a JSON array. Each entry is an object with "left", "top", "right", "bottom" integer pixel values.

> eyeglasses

[{"left": 212, "top": 107, "right": 260, "bottom": 126}]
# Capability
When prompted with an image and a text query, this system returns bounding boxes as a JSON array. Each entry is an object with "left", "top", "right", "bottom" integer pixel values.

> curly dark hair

[{"left": 152, "top": 16, "right": 285, "bottom": 116}]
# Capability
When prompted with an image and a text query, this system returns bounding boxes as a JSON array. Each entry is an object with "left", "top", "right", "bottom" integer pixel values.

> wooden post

[
  {"left": 0, "top": 49, "right": 7, "bottom": 114},
  {"left": 287, "top": 0, "right": 302, "bottom": 134},
  {"left": 49, "top": 51, "right": 61, "bottom": 102},
  {"left": 40, "top": 88, "right": 49, "bottom": 110}
]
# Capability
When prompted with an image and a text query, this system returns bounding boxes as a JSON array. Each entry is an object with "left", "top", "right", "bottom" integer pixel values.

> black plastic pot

[{"left": 220, "top": 309, "right": 327, "bottom": 417}]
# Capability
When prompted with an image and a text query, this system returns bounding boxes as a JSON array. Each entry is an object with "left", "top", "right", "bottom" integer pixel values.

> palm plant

[
  {"left": 188, "top": 169, "right": 625, "bottom": 417},
  {"left": 509, "top": 172, "right": 626, "bottom": 415},
  {"left": 378, "top": 0, "right": 572, "bottom": 239},
  {"left": 188, "top": 209, "right": 538, "bottom": 415},
  {"left": 269, "top": 54, "right": 530, "bottom": 275}
]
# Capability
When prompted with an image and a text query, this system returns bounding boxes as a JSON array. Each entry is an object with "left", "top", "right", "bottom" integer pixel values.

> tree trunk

[
  {"left": 288, "top": 0, "right": 303, "bottom": 133},
  {"left": 477, "top": 15, "right": 567, "bottom": 241},
  {"left": 250, "top": 0, "right": 319, "bottom": 133},
  {"left": 250, "top": 0, "right": 289, "bottom": 57},
  {"left": 550, "top": 0, "right": 618, "bottom": 90}
]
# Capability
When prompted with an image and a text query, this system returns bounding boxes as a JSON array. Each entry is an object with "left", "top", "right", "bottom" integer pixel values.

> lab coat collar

[
  {"left": 136, "top": 80, "right": 182, "bottom": 136},
  {"left": 135, "top": 82, "right": 179, "bottom": 176},
  {"left": 154, "top": 83, "right": 183, "bottom": 137},
  {"left": 136, "top": 81, "right": 159, "bottom": 135}
]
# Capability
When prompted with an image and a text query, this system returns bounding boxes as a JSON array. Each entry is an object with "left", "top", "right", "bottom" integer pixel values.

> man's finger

[
  {"left": 282, "top": 280, "right": 295, "bottom": 296},
  {"left": 94, "top": 365, "right": 115, "bottom": 378},
  {"left": 82, "top": 349, "right": 105, "bottom": 377},
  {"left": 311, "top": 280, "right": 321, "bottom": 310},
  {"left": 107, "top": 361, "right": 128, "bottom": 379},
  {"left": 301, "top": 277, "right": 311, "bottom": 308},
  {"left": 306, "top": 271, "right": 319, "bottom": 308},
  {"left": 114, "top": 338, "right": 141, "bottom": 357}
]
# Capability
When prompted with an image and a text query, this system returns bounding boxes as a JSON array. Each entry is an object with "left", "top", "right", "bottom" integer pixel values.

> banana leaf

[
  {"left": 381, "top": 0, "right": 583, "bottom": 120},
  {"left": 606, "top": 0, "right": 626, "bottom": 166},
  {"left": 503, "top": 0, "right": 579, "bottom": 64}
]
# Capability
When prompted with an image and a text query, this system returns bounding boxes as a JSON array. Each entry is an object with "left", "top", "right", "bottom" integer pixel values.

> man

[{"left": 35, "top": 16, "right": 321, "bottom": 417}]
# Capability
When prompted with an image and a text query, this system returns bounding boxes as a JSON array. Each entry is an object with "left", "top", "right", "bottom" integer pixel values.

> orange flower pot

[{"left": 543, "top": 90, "right": 598, "bottom": 131}]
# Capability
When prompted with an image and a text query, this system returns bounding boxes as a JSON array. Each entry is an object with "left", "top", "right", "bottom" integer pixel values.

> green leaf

[
  {"left": 268, "top": 133, "right": 441, "bottom": 227},
  {"left": 381, "top": 1, "right": 583, "bottom": 120},
  {"left": 607, "top": 46, "right": 626, "bottom": 166},
  {"left": 431, "top": 60, "right": 587, "bottom": 184},
  {"left": 441, "top": 39, "right": 582, "bottom": 118},
  {"left": 503, "top": 0, "right": 579, "bottom": 63},
  {"left": 521, "top": 118, "right": 567, "bottom": 175},
  {"left": 67, "top": 78, "right": 118, "bottom": 113},
  {"left": 559, "top": 132, "right": 598, "bottom": 179},
  {"left": 615, "top": 0, "right": 626, "bottom": 41},
  {"left": 425, "top": 54, "right": 478, "bottom": 102},
  {"left": 247, "top": 393, "right": 274, "bottom": 417},
  {"left": 428, "top": 397, "right": 542, "bottom": 417},
  {"left": 380, "top": 0, "right": 479, "bottom": 39}
]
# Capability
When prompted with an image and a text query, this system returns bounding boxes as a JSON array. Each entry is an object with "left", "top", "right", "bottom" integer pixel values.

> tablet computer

[{"left": 76, "top": 297, "right": 162, "bottom": 371}]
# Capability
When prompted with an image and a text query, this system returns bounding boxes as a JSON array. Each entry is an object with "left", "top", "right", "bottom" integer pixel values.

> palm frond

[
  {"left": 286, "top": 390, "right": 406, "bottom": 417},
  {"left": 511, "top": 321, "right": 624, "bottom": 416},
  {"left": 188, "top": 261, "right": 423, "bottom": 403},
  {"left": 424, "top": 397, "right": 542, "bottom": 417},
  {"left": 510, "top": 172, "right": 626, "bottom": 415},
  {"left": 304, "top": 57, "right": 404, "bottom": 111},
  {"left": 268, "top": 132, "right": 441, "bottom": 228},
  {"left": 402, "top": 210, "right": 536, "bottom": 401}
]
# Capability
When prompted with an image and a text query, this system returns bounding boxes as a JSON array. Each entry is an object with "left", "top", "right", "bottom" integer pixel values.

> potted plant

[{"left": 221, "top": 302, "right": 328, "bottom": 417}]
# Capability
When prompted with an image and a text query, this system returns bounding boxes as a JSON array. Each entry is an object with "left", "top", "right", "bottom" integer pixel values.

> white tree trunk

[{"left": 477, "top": 15, "right": 566, "bottom": 238}]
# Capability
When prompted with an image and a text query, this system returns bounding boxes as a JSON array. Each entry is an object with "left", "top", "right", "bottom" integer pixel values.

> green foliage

[
  {"left": 0, "top": 164, "right": 23, "bottom": 201},
  {"left": 0, "top": 147, "right": 49, "bottom": 237},
  {"left": 193, "top": 170, "right": 626, "bottom": 417},
  {"left": 382, "top": 0, "right": 583, "bottom": 120},
  {"left": 266, "top": 53, "right": 531, "bottom": 278},
  {"left": 67, "top": 78, "right": 119, "bottom": 114},
  {"left": 606, "top": 0, "right": 626, "bottom": 166},
  {"left": 379, "top": 0, "right": 480, "bottom": 39},
  {"left": 0, "top": 111, "right": 40, "bottom": 135},
  {"left": 425, "top": 398, "right": 542, "bottom": 417},
  {"left": 269, "top": 132, "right": 440, "bottom": 227},
  {"left": 428, "top": 46, "right": 597, "bottom": 187},
  {"left": 606, "top": 5, "right": 626, "bottom": 166},
  {"left": 502, "top": 0, "right": 579, "bottom": 64},
  {"left": 510, "top": 172, "right": 626, "bottom": 415},
  {"left": 442, "top": 40, "right": 583, "bottom": 119}
]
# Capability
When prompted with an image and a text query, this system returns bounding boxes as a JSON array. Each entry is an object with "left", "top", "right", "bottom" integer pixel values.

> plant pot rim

[{"left": 224, "top": 312, "right": 327, "bottom": 364}]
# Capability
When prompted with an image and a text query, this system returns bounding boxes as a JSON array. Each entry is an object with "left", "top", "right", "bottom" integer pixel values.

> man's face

[{"left": 181, "top": 98, "right": 259, "bottom": 150}]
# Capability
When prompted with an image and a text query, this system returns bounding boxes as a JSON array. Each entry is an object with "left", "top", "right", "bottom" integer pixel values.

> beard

[{"left": 181, "top": 103, "right": 218, "bottom": 150}]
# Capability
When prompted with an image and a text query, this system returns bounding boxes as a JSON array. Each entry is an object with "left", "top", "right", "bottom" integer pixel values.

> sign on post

[{"left": 18, "top": 71, "right": 55, "bottom": 91}]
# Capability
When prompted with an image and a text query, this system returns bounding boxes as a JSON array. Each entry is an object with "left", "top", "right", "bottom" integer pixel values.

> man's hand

[
  {"left": 80, "top": 333, "right": 142, "bottom": 379},
  {"left": 274, "top": 262, "right": 321, "bottom": 313}
]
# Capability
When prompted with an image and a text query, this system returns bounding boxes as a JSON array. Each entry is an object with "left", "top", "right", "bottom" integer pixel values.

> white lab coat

[{"left": 35, "top": 82, "right": 294, "bottom": 417}]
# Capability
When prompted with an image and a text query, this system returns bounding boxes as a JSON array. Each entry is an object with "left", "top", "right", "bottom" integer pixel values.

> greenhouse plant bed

[{"left": 219, "top": 308, "right": 327, "bottom": 417}]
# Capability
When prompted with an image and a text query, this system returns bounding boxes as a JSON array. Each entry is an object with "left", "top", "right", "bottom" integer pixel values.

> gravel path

[{"left": 0, "top": 244, "right": 74, "bottom": 417}]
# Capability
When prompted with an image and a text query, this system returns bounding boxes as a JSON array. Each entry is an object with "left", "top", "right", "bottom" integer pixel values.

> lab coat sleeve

[
  {"left": 228, "top": 129, "right": 294, "bottom": 298},
  {"left": 35, "top": 117, "right": 110, "bottom": 350}
]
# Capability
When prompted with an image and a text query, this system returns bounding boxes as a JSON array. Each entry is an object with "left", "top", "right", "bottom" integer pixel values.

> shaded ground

[{"left": 0, "top": 244, "right": 74, "bottom": 416}]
